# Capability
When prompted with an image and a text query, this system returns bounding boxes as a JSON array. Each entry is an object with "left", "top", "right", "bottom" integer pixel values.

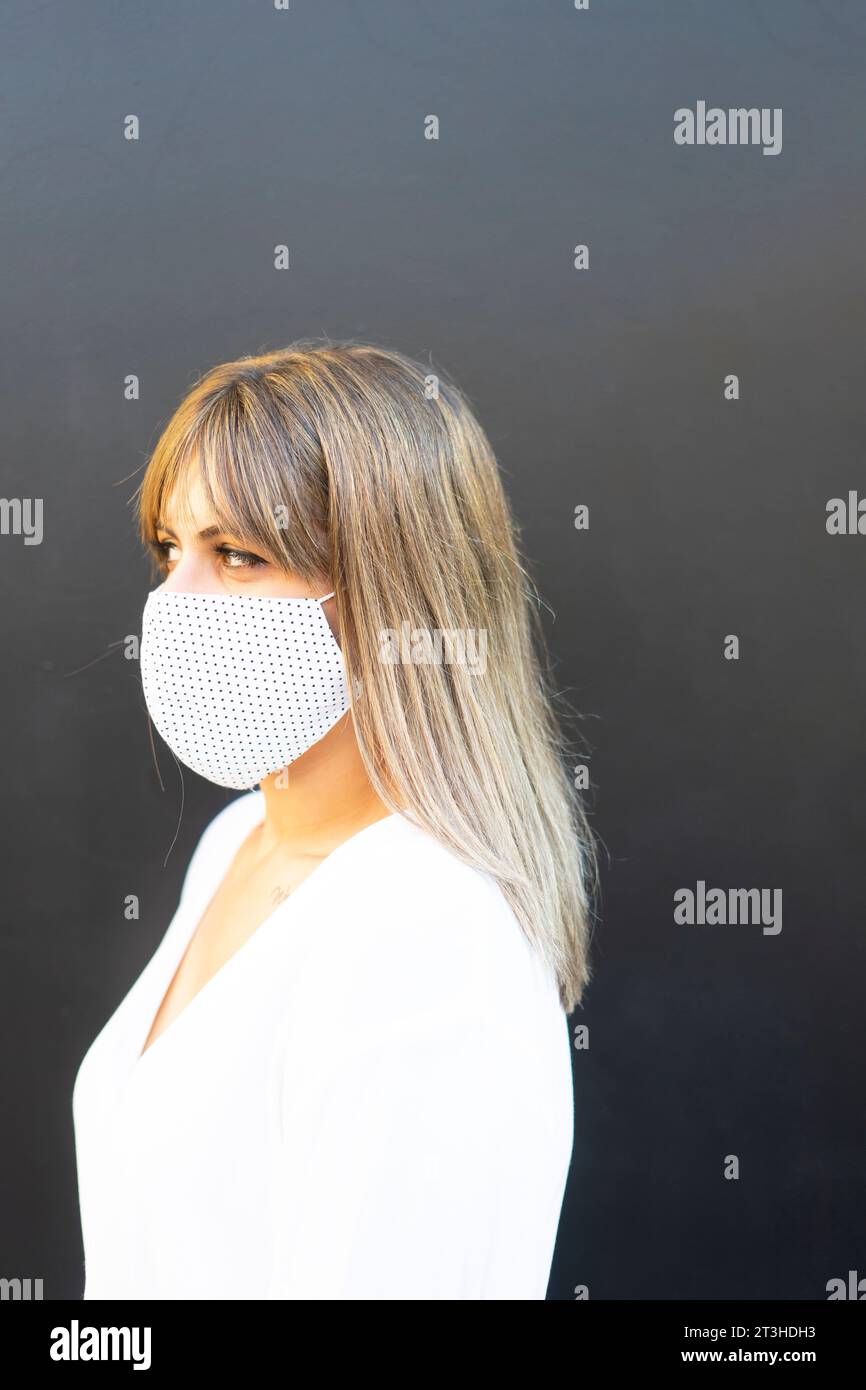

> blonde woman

[{"left": 72, "top": 341, "right": 596, "bottom": 1300}]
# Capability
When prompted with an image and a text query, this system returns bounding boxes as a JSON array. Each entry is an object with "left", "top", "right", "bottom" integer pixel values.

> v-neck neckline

[{"left": 132, "top": 806, "right": 402, "bottom": 1072}]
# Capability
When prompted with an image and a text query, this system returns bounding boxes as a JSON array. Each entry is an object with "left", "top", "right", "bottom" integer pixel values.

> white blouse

[{"left": 72, "top": 792, "right": 575, "bottom": 1300}]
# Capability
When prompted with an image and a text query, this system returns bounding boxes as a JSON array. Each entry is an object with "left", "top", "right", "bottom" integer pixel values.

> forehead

[{"left": 157, "top": 469, "right": 217, "bottom": 533}]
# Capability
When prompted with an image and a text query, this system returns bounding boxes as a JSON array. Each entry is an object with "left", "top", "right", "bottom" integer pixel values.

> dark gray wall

[{"left": 1, "top": 0, "right": 863, "bottom": 1300}]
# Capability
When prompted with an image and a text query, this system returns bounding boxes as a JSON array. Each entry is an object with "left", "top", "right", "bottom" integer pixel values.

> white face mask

[{"left": 140, "top": 587, "right": 351, "bottom": 789}]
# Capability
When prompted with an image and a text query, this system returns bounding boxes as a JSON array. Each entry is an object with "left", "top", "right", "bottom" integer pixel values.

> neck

[{"left": 255, "top": 713, "right": 392, "bottom": 855}]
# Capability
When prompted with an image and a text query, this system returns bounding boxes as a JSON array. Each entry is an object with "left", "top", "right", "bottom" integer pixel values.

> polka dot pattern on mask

[{"left": 140, "top": 590, "right": 351, "bottom": 790}]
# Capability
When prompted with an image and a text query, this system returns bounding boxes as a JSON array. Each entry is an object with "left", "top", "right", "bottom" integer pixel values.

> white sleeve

[{"left": 265, "top": 1006, "right": 505, "bottom": 1300}]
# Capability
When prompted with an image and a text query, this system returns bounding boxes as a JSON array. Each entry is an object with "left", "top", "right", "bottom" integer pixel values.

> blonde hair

[{"left": 135, "top": 340, "right": 598, "bottom": 1012}]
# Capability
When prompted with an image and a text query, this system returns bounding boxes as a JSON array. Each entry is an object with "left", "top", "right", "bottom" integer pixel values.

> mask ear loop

[{"left": 317, "top": 590, "right": 335, "bottom": 603}]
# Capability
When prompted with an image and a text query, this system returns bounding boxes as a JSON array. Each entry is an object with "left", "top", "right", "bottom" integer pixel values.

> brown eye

[
  {"left": 217, "top": 545, "right": 267, "bottom": 570},
  {"left": 148, "top": 538, "right": 179, "bottom": 566}
]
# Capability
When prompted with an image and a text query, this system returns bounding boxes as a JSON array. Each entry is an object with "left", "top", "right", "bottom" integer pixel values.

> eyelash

[{"left": 148, "top": 539, "right": 268, "bottom": 571}]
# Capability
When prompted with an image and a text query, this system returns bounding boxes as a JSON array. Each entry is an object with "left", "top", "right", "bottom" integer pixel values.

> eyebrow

[{"left": 154, "top": 522, "right": 227, "bottom": 541}]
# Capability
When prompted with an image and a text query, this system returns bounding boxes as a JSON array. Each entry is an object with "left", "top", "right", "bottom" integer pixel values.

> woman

[{"left": 72, "top": 340, "right": 597, "bottom": 1300}]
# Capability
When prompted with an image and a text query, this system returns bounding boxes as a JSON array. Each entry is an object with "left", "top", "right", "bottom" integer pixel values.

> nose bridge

[
  {"left": 162, "top": 549, "right": 221, "bottom": 595},
  {"left": 162, "top": 559, "right": 192, "bottom": 593}
]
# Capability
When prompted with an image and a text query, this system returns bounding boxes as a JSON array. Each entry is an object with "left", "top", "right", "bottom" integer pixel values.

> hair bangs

[{"left": 137, "top": 376, "right": 330, "bottom": 581}]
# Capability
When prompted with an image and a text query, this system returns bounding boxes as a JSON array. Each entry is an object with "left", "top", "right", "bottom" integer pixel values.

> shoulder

[
  {"left": 283, "top": 812, "right": 573, "bottom": 1140},
  {"left": 320, "top": 811, "right": 564, "bottom": 1032}
]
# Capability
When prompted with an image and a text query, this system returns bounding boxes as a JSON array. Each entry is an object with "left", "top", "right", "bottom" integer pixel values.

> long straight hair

[{"left": 135, "top": 340, "right": 598, "bottom": 1012}]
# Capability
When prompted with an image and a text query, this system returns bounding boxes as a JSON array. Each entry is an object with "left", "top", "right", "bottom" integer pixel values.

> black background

[{"left": 1, "top": 1, "right": 864, "bottom": 1300}]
